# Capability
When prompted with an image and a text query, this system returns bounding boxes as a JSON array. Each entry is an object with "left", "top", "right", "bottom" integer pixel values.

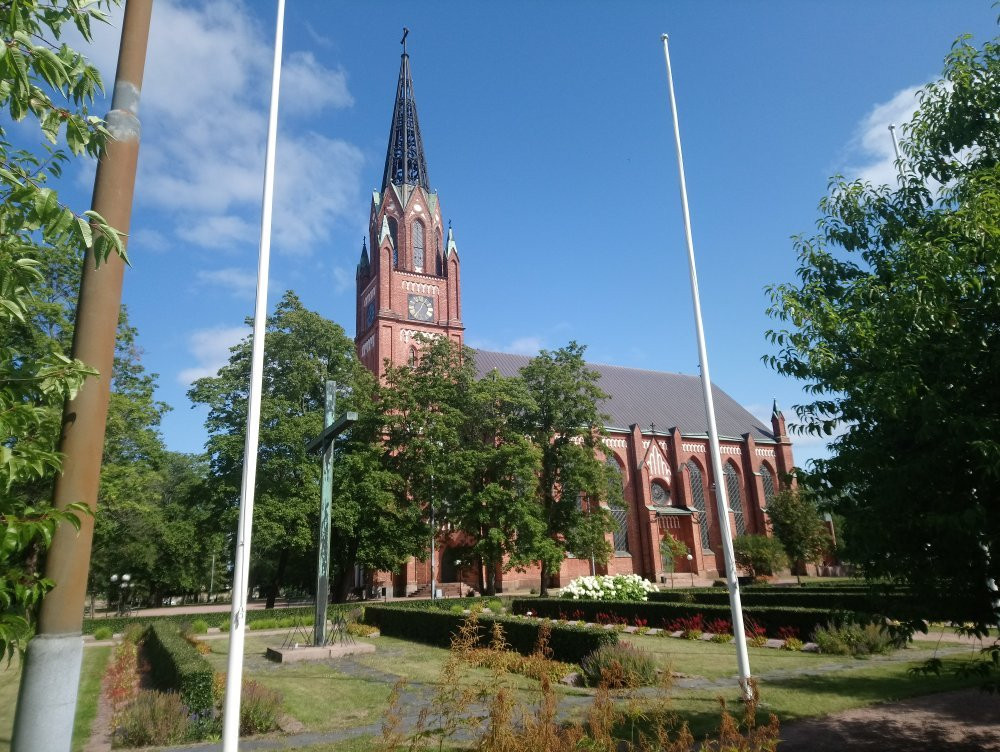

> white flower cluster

[{"left": 559, "top": 573, "right": 657, "bottom": 601}]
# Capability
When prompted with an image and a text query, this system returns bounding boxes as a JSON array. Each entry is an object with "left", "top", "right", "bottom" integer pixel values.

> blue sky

[{"left": 59, "top": 1, "right": 997, "bottom": 467}]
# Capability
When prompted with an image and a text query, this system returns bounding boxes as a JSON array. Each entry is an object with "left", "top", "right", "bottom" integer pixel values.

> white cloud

[
  {"left": 468, "top": 335, "right": 545, "bottom": 355},
  {"left": 196, "top": 267, "right": 258, "bottom": 297},
  {"left": 177, "top": 325, "right": 249, "bottom": 384},
  {"left": 844, "top": 85, "right": 923, "bottom": 187},
  {"left": 332, "top": 265, "right": 352, "bottom": 294},
  {"left": 178, "top": 215, "right": 257, "bottom": 250},
  {"left": 130, "top": 227, "right": 170, "bottom": 254},
  {"left": 85, "top": 1, "right": 362, "bottom": 256},
  {"left": 281, "top": 52, "right": 353, "bottom": 115}
]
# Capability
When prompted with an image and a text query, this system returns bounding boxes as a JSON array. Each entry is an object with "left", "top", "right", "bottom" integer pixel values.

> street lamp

[
  {"left": 686, "top": 554, "right": 694, "bottom": 587},
  {"left": 110, "top": 573, "right": 132, "bottom": 616}
]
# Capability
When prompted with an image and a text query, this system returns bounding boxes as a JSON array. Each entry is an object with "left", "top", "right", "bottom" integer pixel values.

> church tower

[{"left": 356, "top": 36, "right": 463, "bottom": 377}]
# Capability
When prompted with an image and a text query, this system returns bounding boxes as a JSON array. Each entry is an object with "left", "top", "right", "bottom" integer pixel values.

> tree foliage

[
  {"left": 765, "top": 31, "right": 1000, "bottom": 628},
  {"left": 765, "top": 489, "right": 829, "bottom": 584},
  {"left": 732, "top": 534, "right": 787, "bottom": 582},
  {"left": 519, "top": 342, "right": 618, "bottom": 596},
  {"left": 1, "top": 0, "right": 126, "bottom": 658},
  {"left": 189, "top": 292, "right": 377, "bottom": 607}
]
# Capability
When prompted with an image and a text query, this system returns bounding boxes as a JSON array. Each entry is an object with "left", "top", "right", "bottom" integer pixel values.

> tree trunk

[
  {"left": 265, "top": 548, "right": 289, "bottom": 609},
  {"left": 539, "top": 559, "right": 549, "bottom": 597}
]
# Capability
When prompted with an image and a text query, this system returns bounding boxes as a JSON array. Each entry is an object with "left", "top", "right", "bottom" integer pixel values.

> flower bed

[{"left": 560, "top": 574, "right": 657, "bottom": 601}]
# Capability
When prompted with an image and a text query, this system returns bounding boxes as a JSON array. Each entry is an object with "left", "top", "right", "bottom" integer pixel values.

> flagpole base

[{"left": 12, "top": 633, "right": 84, "bottom": 752}]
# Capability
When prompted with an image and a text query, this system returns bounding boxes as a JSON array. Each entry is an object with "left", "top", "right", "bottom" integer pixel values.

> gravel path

[{"left": 777, "top": 688, "right": 1000, "bottom": 751}]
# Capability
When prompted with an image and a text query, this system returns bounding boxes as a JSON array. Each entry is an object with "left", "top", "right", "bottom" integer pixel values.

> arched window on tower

[
  {"left": 760, "top": 463, "right": 777, "bottom": 505},
  {"left": 725, "top": 462, "right": 747, "bottom": 535},
  {"left": 408, "top": 346, "right": 417, "bottom": 367},
  {"left": 606, "top": 456, "right": 629, "bottom": 553},
  {"left": 412, "top": 221, "right": 425, "bottom": 272},
  {"left": 687, "top": 460, "right": 712, "bottom": 552},
  {"left": 388, "top": 216, "right": 399, "bottom": 269}
]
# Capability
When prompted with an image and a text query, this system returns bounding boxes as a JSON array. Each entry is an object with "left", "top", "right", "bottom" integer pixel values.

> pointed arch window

[
  {"left": 760, "top": 463, "right": 777, "bottom": 504},
  {"left": 408, "top": 346, "right": 417, "bottom": 367},
  {"left": 687, "top": 460, "right": 712, "bottom": 552},
  {"left": 412, "top": 221, "right": 425, "bottom": 272},
  {"left": 725, "top": 462, "right": 747, "bottom": 535},
  {"left": 388, "top": 217, "right": 399, "bottom": 269},
  {"left": 606, "top": 457, "right": 629, "bottom": 553}
]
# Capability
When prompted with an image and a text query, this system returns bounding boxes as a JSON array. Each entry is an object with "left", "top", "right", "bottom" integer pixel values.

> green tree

[
  {"left": 765, "top": 31, "right": 1000, "bottom": 629},
  {"left": 766, "top": 489, "right": 829, "bottom": 584},
  {"left": 0, "top": 0, "right": 126, "bottom": 658},
  {"left": 519, "top": 342, "right": 618, "bottom": 596},
  {"left": 454, "top": 368, "right": 543, "bottom": 595},
  {"left": 188, "top": 292, "right": 362, "bottom": 608},
  {"left": 732, "top": 534, "right": 787, "bottom": 582},
  {"left": 327, "top": 369, "right": 423, "bottom": 601},
  {"left": 659, "top": 533, "right": 689, "bottom": 586}
]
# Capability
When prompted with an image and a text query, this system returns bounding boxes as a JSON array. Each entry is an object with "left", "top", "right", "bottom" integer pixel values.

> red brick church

[{"left": 354, "top": 45, "right": 795, "bottom": 594}]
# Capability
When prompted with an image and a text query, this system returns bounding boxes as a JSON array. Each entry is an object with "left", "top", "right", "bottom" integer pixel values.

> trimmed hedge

[
  {"left": 648, "top": 588, "right": 960, "bottom": 621},
  {"left": 82, "top": 604, "right": 345, "bottom": 636},
  {"left": 516, "top": 598, "right": 835, "bottom": 638},
  {"left": 143, "top": 623, "right": 215, "bottom": 714},
  {"left": 363, "top": 603, "right": 616, "bottom": 664}
]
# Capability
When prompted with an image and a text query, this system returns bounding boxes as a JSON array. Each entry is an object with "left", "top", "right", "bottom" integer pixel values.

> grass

[{"left": 0, "top": 645, "right": 112, "bottom": 752}]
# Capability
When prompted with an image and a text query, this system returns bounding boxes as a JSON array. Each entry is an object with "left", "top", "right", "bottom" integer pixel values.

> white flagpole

[
  {"left": 888, "top": 123, "right": 903, "bottom": 181},
  {"left": 660, "top": 33, "right": 753, "bottom": 699},
  {"left": 222, "top": 0, "right": 285, "bottom": 748}
]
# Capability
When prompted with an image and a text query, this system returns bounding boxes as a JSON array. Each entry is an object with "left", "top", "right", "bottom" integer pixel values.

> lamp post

[{"left": 686, "top": 554, "right": 694, "bottom": 587}]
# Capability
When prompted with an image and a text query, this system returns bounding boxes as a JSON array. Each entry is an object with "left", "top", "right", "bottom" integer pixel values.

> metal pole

[
  {"left": 314, "top": 381, "right": 336, "bottom": 646},
  {"left": 430, "top": 485, "right": 437, "bottom": 600},
  {"left": 12, "top": 3, "right": 152, "bottom": 749},
  {"left": 209, "top": 553, "right": 216, "bottom": 602},
  {"left": 888, "top": 124, "right": 903, "bottom": 181},
  {"left": 222, "top": 1, "right": 285, "bottom": 748},
  {"left": 660, "top": 34, "right": 753, "bottom": 699}
]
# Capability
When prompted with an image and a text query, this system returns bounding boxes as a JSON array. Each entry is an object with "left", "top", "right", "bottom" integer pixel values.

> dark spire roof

[{"left": 381, "top": 35, "right": 430, "bottom": 194}]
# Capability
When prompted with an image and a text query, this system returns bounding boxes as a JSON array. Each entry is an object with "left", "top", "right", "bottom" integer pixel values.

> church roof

[
  {"left": 381, "top": 47, "right": 431, "bottom": 194},
  {"left": 473, "top": 349, "right": 776, "bottom": 443}
]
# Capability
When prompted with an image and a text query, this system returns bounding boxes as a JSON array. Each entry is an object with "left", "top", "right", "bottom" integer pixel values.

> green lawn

[{"left": 0, "top": 645, "right": 111, "bottom": 752}]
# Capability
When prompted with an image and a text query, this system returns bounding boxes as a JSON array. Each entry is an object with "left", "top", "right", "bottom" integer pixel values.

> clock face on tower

[
  {"left": 365, "top": 301, "right": 376, "bottom": 328},
  {"left": 407, "top": 294, "right": 434, "bottom": 322}
]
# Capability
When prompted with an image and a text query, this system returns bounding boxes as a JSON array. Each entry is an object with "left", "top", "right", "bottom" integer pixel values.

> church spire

[{"left": 381, "top": 28, "right": 431, "bottom": 194}]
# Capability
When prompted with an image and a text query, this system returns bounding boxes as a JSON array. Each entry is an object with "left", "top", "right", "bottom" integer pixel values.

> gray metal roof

[{"left": 473, "top": 349, "right": 775, "bottom": 443}]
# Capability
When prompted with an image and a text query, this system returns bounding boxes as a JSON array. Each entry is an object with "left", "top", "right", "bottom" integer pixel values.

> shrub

[
  {"left": 240, "top": 680, "right": 282, "bottom": 735},
  {"left": 450, "top": 604, "right": 466, "bottom": 614},
  {"left": 485, "top": 599, "right": 503, "bottom": 612},
  {"left": 515, "top": 597, "right": 831, "bottom": 638},
  {"left": 115, "top": 690, "right": 189, "bottom": 747},
  {"left": 346, "top": 622, "right": 379, "bottom": 637},
  {"left": 733, "top": 535, "right": 788, "bottom": 580},
  {"left": 560, "top": 574, "right": 657, "bottom": 601},
  {"left": 812, "top": 620, "right": 895, "bottom": 656},
  {"left": 93, "top": 626, "right": 112, "bottom": 641},
  {"left": 748, "top": 635, "right": 768, "bottom": 648},
  {"left": 189, "top": 619, "right": 210, "bottom": 634},
  {"left": 364, "top": 604, "right": 617, "bottom": 664},
  {"left": 781, "top": 637, "right": 804, "bottom": 651},
  {"left": 580, "top": 643, "right": 658, "bottom": 688},
  {"left": 711, "top": 632, "right": 733, "bottom": 643},
  {"left": 143, "top": 623, "right": 215, "bottom": 714}
]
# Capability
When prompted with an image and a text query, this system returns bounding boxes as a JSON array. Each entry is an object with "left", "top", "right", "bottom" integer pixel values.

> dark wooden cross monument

[{"left": 306, "top": 381, "right": 357, "bottom": 647}]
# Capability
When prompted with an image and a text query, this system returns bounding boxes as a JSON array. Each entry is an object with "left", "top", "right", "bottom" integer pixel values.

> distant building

[{"left": 355, "top": 45, "right": 794, "bottom": 594}]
